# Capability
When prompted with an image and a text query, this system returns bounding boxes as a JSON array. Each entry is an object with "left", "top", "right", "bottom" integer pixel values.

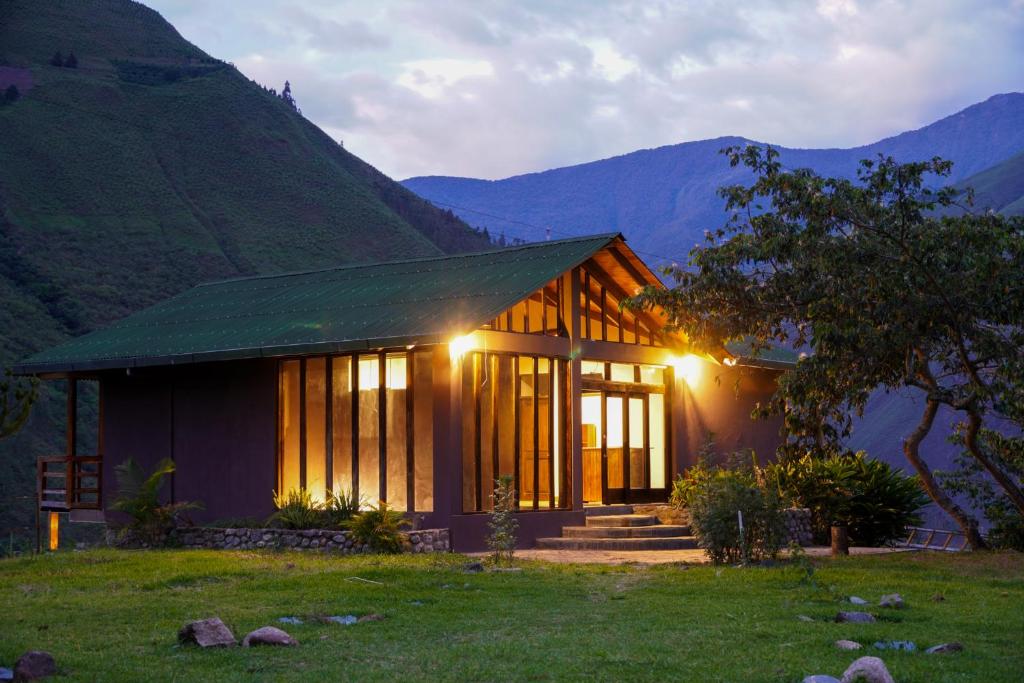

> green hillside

[
  {"left": 958, "top": 150, "right": 1024, "bottom": 215},
  {"left": 0, "top": 0, "right": 491, "bottom": 546}
]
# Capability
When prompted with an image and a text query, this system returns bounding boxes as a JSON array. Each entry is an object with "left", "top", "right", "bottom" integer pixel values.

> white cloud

[{"left": 146, "top": 0, "right": 1024, "bottom": 180}]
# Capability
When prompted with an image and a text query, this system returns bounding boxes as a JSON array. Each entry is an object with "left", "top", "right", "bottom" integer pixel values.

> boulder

[
  {"left": 840, "top": 656, "right": 894, "bottom": 683},
  {"left": 12, "top": 651, "right": 56, "bottom": 682},
  {"left": 463, "top": 561, "right": 484, "bottom": 573},
  {"left": 803, "top": 677, "right": 841, "bottom": 683},
  {"left": 835, "top": 611, "right": 876, "bottom": 623},
  {"left": 925, "top": 642, "right": 963, "bottom": 654},
  {"left": 878, "top": 593, "right": 905, "bottom": 609},
  {"left": 872, "top": 640, "right": 915, "bottom": 652},
  {"left": 178, "top": 617, "right": 237, "bottom": 648},
  {"left": 848, "top": 596, "right": 867, "bottom": 605},
  {"left": 358, "top": 613, "right": 385, "bottom": 623},
  {"left": 797, "top": 615, "right": 815, "bottom": 622},
  {"left": 242, "top": 626, "right": 298, "bottom": 647},
  {"left": 0, "top": 666, "right": 12, "bottom": 682},
  {"left": 835, "top": 640, "right": 863, "bottom": 651}
]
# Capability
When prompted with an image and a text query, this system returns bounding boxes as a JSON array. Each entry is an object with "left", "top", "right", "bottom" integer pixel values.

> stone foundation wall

[
  {"left": 111, "top": 527, "right": 450, "bottom": 553},
  {"left": 783, "top": 508, "right": 813, "bottom": 546}
]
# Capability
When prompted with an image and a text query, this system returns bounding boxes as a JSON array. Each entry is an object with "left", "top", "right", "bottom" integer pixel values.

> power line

[{"left": 422, "top": 198, "right": 692, "bottom": 267}]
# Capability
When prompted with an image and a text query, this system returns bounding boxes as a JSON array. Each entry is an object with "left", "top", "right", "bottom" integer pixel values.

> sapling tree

[
  {"left": 488, "top": 475, "right": 518, "bottom": 565},
  {"left": 630, "top": 147, "right": 1024, "bottom": 549}
]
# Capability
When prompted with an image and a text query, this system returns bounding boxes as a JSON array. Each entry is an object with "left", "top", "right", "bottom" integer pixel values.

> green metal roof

[{"left": 15, "top": 234, "right": 620, "bottom": 375}]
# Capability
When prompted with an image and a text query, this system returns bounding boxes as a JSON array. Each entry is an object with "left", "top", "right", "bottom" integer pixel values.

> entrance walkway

[{"left": 502, "top": 546, "right": 914, "bottom": 565}]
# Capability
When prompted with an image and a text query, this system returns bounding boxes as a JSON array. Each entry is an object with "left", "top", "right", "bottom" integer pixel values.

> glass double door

[{"left": 581, "top": 390, "right": 667, "bottom": 504}]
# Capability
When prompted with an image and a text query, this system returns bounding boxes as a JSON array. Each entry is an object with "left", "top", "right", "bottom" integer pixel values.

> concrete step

[
  {"left": 563, "top": 525, "right": 691, "bottom": 539},
  {"left": 584, "top": 504, "right": 634, "bottom": 517},
  {"left": 535, "top": 536, "right": 700, "bottom": 551},
  {"left": 585, "top": 514, "right": 658, "bottom": 528}
]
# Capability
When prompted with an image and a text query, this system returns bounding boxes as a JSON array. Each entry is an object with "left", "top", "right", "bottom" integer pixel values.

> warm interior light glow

[
  {"left": 723, "top": 357, "right": 736, "bottom": 367},
  {"left": 672, "top": 354, "right": 703, "bottom": 388},
  {"left": 49, "top": 511, "right": 59, "bottom": 551},
  {"left": 449, "top": 335, "right": 474, "bottom": 361}
]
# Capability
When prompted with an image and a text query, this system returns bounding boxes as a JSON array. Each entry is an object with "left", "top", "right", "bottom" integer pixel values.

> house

[{"left": 15, "top": 233, "right": 789, "bottom": 551}]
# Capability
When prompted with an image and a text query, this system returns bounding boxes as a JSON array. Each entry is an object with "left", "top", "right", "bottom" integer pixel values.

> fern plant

[
  {"left": 110, "top": 457, "right": 200, "bottom": 545},
  {"left": 268, "top": 488, "right": 323, "bottom": 529},
  {"left": 347, "top": 501, "right": 409, "bottom": 553},
  {"left": 323, "top": 488, "right": 362, "bottom": 528}
]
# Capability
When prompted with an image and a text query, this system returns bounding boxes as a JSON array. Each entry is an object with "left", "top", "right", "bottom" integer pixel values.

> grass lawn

[{"left": 1, "top": 549, "right": 1021, "bottom": 682}]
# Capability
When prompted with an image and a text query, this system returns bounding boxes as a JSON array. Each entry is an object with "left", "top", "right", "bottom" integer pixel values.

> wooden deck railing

[{"left": 37, "top": 456, "right": 102, "bottom": 512}]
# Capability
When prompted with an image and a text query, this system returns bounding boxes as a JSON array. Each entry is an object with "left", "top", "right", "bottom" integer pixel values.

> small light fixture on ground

[{"left": 49, "top": 511, "right": 59, "bottom": 551}]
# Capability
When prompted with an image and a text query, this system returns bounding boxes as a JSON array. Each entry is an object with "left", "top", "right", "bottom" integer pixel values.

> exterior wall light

[
  {"left": 671, "top": 354, "right": 703, "bottom": 388},
  {"left": 449, "top": 335, "right": 474, "bottom": 361}
]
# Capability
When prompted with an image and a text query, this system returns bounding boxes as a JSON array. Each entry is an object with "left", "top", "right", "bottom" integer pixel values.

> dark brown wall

[
  {"left": 101, "top": 359, "right": 278, "bottom": 523},
  {"left": 676, "top": 365, "right": 784, "bottom": 471}
]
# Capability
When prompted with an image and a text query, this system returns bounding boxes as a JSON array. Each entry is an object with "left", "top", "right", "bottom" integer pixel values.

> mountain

[
  {"left": 0, "top": 0, "right": 491, "bottom": 546},
  {"left": 956, "top": 150, "right": 1024, "bottom": 215},
  {"left": 404, "top": 93, "right": 1024, "bottom": 263},
  {"left": 404, "top": 93, "right": 1024, "bottom": 530}
]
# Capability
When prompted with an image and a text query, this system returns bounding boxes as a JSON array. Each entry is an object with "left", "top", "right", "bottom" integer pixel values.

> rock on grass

[
  {"left": 178, "top": 617, "right": 236, "bottom": 648},
  {"left": 840, "top": 656, "right": 894, "bottom": 683},
  {"left": 835, "top": 611, "right": 876, "bottom": 623},
  {"left": 13, "top": 651, "right": 56, "bottom": 682},
  {"left": 242, "top": 626, "right": 298, "bottom": 647}
]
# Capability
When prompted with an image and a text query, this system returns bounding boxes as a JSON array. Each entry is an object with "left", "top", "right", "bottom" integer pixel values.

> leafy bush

[
  {"left": 488, "top": 475, "right": 518, "bottom": 565},
  {"left": 347, "top": 501, "right": 409, "bottom": 553},
  {"left": 110, "top": 457, "right": 200, "bottom": 545},
  {"left": 684, "top": 460, "right": 785, "bottom": 565},
  {"left": 323, "top": 489, "right": 362, "bottom": 528},
  {"left": 766, "top": 452, "right": 928, "bottom": 546},
  {"left": 268, "top": 488, "right": 323, "bottom": 530}
]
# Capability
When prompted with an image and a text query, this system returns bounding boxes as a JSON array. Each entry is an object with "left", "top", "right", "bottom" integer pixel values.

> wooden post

[
  {"left": 66, "top": 377, "right": 77, "bottom": 508},
  {"left": 831, "top": 524, "right": 849, "bottom": 556},
  {"left": 568, "top": 269, "right": 584, "bottom": 511}
]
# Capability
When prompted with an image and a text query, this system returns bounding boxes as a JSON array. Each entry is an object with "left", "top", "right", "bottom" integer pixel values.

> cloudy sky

[{"left": 148, "top": 0, "right": 1024, "bottom": 181}]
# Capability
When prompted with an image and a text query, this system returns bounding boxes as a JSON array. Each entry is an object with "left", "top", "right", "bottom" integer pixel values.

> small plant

[
  {"left": 323, "top": 488, "right": 362, "bottom": 528},
  {"left": 348, "top": 501, "right": 409, "bottom": 553},
  {"left": 269, "top": 488, "right": 323, "bottom": 529},
  {"left": 787, "top": 541, "right": 816, "bottom": 586},
  {"left": 488, "top": 475, "right": 519, "bottom": 565},
  {"left": 110, "top": 457, "right": 201, "bottom": 545},
  {"left": 686, "top": 462, "right": 785, "bottom": 564}
]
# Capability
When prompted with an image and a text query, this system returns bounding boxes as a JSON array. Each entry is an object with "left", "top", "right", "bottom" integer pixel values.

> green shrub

[
  {"left": 689, "top": 467, "right": 785, "bottom": 564},
  {"left": 323, "top": 489, "right": 362, "bottom": 528},
  {"left": 766, "top": 452, "right": 928, "bottom": 546},
  {"left": 110, "top": 457, "right": 201, "bottom": 545},
  {"left": 348, "top": 501, "right": 410, "bottom": 553},
  {"left": 488, "top": 475, "right": 518, "bottom": 565},
  {"left": 268, "top": 488, "right": 323, "bottom": 530}
]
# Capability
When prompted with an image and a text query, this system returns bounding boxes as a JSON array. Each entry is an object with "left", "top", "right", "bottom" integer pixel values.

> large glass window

[
  {"left": 277, "top": 351, "right": 433, "bottom": 512},
  {"left": 461, "top": 352, "right": 569, "bottom": 512},
  {"left": 578, "top": 266, "right": 664, "bottom": 347},
  {"left": 483, "top": 278, "right": 565, "bottom": 336}
]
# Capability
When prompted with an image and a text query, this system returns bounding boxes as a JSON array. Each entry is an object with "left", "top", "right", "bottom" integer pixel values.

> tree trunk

[
  {"left": 902, "top": 398, "right": 987, "bottom": 549},
  {"left": 963, "top": 410, "right": 1024, "bottom": 515}
]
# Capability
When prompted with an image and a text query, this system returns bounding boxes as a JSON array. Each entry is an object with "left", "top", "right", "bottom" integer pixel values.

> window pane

[
  {"left": 279, "top": 360, "right": 301, "bottom": 494},
  {"left": 606, "top": 395, "right": 623, "bottom": 489},
  {"left": 605, "top": 293, "right": 620, "bottom": 343},
  {"left": 358, "top": 355, "right": 380, "bottom": 505},
  {"left": 610, "top": 363, "right": 634, "bottom": 383},
  {"left": 413, "top": 351, "right": 433, "bottom": 511},
  {"left": 305, "top": 357, "right": 327, "bottom": 502},
  {"left": 629, "top": 396, "right": 645, "bottom": 489},
  {"left": 496, "top": 355, "right": 516, "bottom": 480},
  {"left": 640, "top": 365, "right": 665, "bottom": 386},
  {"left": 581, "top": 391, "right": 602, "bottom": 503},
  {"left": 518, "top": 356, "right": 535, "bottom": 508},
  {"left": 581, "top": 360, "right": 605, "bottom": 378},
  {"left": 537, "top": 358, "right": 551, "bottom": 508},
  {"left": 479, "top": 354, "right": 497, "bottom": 511},
  {"left": 528, "top": 294, "right": 545, "bottom": 333},
  {"left": 332, "top": 357, "right": 353, "bottom": 497},
  {"left": 385, "top": 354, "right": 407, "bottom": 510},
  {"left": 461, "top": 353, "right": 478, "bottom": 512},
  {"left": 649, "top": 393, "right": 666, "bottom": 489},
  {"left": 622, "top": 312, "right": 636, "bottom": 344}
]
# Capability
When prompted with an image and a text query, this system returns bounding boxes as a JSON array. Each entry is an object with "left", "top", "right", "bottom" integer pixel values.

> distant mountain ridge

[
  {"left": 0, "top": 0, "right": 491, "bottom": 544},
  {"left": 404, "top": 93, "right": 1024, "bottom": 261}
]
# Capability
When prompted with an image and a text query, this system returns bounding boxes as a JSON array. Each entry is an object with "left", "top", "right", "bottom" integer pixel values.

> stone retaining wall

[
  {"left": 783, "top": 508, "right": 814, "bottom": 546},
  {"left": 112, "top": 527, "right": 450, "bottom": 553}
]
